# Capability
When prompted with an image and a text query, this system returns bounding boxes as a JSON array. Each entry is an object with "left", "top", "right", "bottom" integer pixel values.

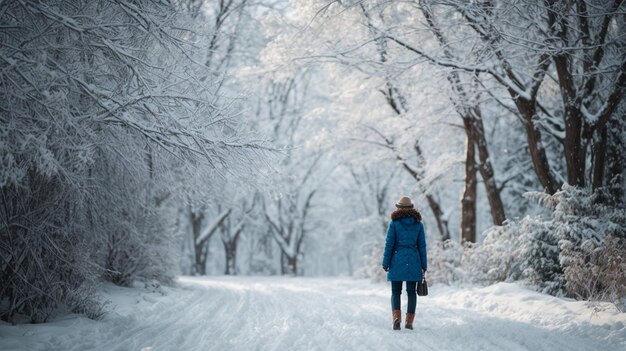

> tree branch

[
  {"left": 384, "top": 34, "right": 491, "bottom": 74},
  {"left": 196, "top": 209, "right": 232, "bottom": 246},
  {"left": 588, "top": 57, "right": 626, "bottom": 133}
]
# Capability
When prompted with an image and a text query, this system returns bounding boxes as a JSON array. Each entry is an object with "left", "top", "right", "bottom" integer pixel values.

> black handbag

[{"left": 417, "top": 278, "right": 428, "bottom": 296}]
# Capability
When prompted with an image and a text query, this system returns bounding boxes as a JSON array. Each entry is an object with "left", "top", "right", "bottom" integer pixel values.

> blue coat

[{"left": 381, "top": 216, "right": 427, "bottom": 282}]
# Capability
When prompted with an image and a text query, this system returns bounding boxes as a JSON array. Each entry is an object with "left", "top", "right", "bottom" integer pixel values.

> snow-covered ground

[{"left": 1, "top": 277, "right": 624, "bottom": 351}]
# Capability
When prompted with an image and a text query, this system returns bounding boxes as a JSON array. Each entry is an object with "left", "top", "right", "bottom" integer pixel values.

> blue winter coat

[{"left": 381, "top": 211, "right": 427, "bottom": 282}]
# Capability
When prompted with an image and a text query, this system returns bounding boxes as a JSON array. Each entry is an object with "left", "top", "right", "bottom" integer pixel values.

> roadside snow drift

[{"left": 1, "top": 277, "right": 624, "bottom": 351}]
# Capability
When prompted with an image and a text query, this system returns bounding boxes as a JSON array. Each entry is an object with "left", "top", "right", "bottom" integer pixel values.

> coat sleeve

[
  {"left": 418, "top": 222, "right": 427, "bottom": 271},
  {"left": 381, "top": 221, "right": 396, "bottom": 269}
]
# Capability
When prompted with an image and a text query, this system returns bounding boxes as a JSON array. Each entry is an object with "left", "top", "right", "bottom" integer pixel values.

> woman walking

[{"left": 381, "top": 196, "right": 427, "bottom": 330}]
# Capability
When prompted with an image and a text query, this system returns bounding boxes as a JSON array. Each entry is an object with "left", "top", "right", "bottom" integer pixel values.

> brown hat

[{"left": 395, "top": 196, "right": 414, "bottom": 208}]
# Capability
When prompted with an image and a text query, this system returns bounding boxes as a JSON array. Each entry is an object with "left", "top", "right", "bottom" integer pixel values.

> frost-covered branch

[{"left": 196, "top": 209, "right": 232, "bottom": 247}]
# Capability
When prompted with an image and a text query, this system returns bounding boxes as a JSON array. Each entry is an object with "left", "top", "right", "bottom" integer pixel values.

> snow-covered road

[{"left": 1, "top": 276, "right": 624, "bottom": 351}]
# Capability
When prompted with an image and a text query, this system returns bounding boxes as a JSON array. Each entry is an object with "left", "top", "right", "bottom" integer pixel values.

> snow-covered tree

[
  {"left": 0, "top": 0, "right": 271, "bottom": 322},
  {"left": 517, "top": 217, "right": 564, "bottom": 296},
  {"left": 529, "top": 185, "right": 626, "bottom": 304}
]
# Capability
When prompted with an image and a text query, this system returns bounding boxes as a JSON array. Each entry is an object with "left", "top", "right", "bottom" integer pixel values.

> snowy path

[{"left": 1, "top": 277, "right": 624, "bottom": 351}]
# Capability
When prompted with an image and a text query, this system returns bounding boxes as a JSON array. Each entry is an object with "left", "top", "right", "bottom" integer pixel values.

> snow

[{"left": 1, "top": 277, "right": 624, "bottom": 351}]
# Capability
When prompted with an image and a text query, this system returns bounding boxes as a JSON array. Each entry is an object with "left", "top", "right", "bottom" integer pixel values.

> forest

[{"left": 1, "top": 0, "right": 625, "bottom": 325}]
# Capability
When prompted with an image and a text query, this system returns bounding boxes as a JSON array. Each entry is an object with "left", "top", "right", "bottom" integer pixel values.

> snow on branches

[{"left": 0, "top": 0, "right": 272, "bottom": 323}]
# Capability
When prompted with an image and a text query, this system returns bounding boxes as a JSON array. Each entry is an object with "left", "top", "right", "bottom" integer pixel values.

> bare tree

[
  {"left": 190, "top": 207, "right": 232, "bottom": 275},
  {"left": 263, "top": 152, "right": 325, "bottom": 275},
  {"left": 218, "top": 197, "right": 256, "bottom": 275}
]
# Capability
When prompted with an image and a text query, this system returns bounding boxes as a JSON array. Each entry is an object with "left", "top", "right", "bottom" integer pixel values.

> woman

[{"left": 381, "top": 196, "right": 427, "bottom": 330}]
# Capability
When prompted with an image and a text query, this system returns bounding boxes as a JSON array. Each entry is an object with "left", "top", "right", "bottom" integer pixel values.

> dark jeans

[{"left": 391, "top": 281, "right": 417, "bottom": 313}]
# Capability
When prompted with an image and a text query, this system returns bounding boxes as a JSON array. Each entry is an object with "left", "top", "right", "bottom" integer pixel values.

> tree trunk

[
  {"left": 461, "top": 117, "right": 477, "bottom": 243},
  {"left": 605, "top": 117, "right": 625, "bottom": 203},
  {"left": 513, "top": 97, "right": 560, "bottom": 194},
  {"left": 471, "top": 106, "right": 506, "bottom": 225},
  {"left": 193, "top": 249, "right": 202, "bottom": 276},
  {"left": 591, "top": 125, "right": 607, "bottom": 192},
  {"left": 222, "top": 223, "right": 243, "bottom": 275},
  {"left": 223, "top": 240, "right": 237, "bottom": 275},
  {"left": 563, "top": 110, "right": 586, "bottom": 187},
  {"left": 552, "top": 50, "right": 587, "bottom": 188},
  {"left": 419, "top": 4, "right": 504, "bottom": 229},
  {"left": 425, "top": 194, "right": 451, "bottom": 241},
  {"left": 191, "top": 211, "right": 206, "bottom": 275},
  {"left": 281, "top": 252, "right": 298, "bottom": 276},
  {"left": 200, "top": 245, "right": 209, "bottom": 275},
  {"left": 289, "top": 255, "right": 297, "bottom": 276},
  {"left": 194, "top": 246, "right": 207, "bottom": 276},
  {"left": 413, "top": 142, "right": 450, "bottom": 242}
]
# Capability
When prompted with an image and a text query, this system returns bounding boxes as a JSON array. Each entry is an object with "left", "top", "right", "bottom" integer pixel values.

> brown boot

[
  {"left": 392, "top": 310, "right": 401, "bottom": 330},
  {"left": 405, "top": 313, "right": 415, "bottom": 330}
]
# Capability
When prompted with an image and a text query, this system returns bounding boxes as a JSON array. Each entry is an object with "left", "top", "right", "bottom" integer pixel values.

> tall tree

[
  {"left": 382, "top": 0, "right": 625, "bottom": 195},
  {"left": 419, "top": 1, "right": 506, "bottom": 227}
]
